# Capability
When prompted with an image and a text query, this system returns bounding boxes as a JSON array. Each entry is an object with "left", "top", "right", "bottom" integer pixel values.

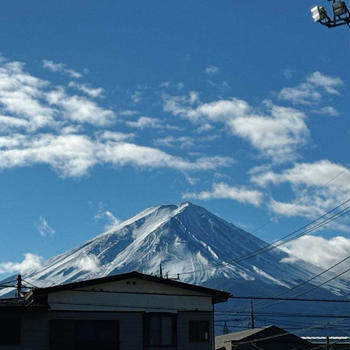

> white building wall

[{"left": 47, "top": 277, "right": 213, "bottom": 312}]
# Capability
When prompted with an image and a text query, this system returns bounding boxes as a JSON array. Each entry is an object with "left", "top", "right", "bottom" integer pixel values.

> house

[
  {"left": 0, "top": 271, "right": 230, "bottom": 350},
  {"left": 215, "top": 325, "right": 314, "bottom": 350},
  {"left": 302, "top": 336, "right": 350, "bottom": 350}
]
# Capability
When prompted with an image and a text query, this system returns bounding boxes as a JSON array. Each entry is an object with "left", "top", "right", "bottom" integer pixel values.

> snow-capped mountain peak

[{"left": 0, "top": 203, "right": 348, "bottom": 298}]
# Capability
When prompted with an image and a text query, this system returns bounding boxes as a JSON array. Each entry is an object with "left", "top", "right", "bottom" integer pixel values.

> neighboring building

[
  {"left": 302, "top": 336, "right": 350, "bottom": 350},
  {"left": 215, "top": 325, "right": 314, "bottom": 350},
  {"left": 0, "top": 271, "right": 230, "bottom": 350}
]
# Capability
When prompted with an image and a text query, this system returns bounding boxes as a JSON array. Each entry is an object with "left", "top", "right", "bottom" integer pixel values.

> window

[
  {"left": 0, "top": 316, "right": 21, "bottom": 345},
  {"left": 189, "top": 320, "right": 210, "bottom": 342},
  {"left": 144, "top": 313, "right": 176, "bottom": 347},
  {"left": 50, "top": 319, "right": 119, "bottom": 350}
]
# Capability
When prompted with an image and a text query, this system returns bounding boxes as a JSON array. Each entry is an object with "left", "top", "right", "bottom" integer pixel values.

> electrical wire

[{"left": 170, "top": 199, "right": 350, "bottom": 278}]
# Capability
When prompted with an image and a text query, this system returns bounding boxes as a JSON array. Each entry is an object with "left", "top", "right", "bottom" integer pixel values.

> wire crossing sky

[{"left": 0, "top": 0, "right": 349, "bottom": 278}]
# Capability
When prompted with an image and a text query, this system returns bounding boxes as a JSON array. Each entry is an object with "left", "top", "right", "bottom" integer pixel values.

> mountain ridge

[{"left": 1, "top": 202, "right": 347, "bottom": 298}]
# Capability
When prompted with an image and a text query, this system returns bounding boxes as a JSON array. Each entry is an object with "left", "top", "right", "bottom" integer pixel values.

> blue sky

[{"left": 0, "top": 0, "right": 349, "bottom": 278}]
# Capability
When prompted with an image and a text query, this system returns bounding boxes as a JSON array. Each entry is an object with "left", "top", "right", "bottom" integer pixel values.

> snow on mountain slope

[{"left": 0, "top": 202, "right": 348, "bottom": 298}]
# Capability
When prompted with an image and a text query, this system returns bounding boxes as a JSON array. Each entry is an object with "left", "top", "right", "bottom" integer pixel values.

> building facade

[{"left": 0, "top": 271, "right": 230, "bottom": 350}]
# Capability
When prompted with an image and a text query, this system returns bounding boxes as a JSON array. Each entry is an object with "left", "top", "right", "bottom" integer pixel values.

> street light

[{"left": 311, "top": 0, "right": 350, "bottom": 27}]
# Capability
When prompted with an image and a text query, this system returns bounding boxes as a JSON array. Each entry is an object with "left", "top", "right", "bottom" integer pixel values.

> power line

[
  {"left": 228, "top": 264, "right": 350, "bottom": 317},
  {"left": 171, "top": 200, "right": 350, "bottom": 277},
  {"left": 232, "top": 255, "right": 350, "bottom": 313},
  {"left": 227, "top": 295, "right": 350, "bottom": 303},
  {"left": 215, "top": 312, "right": 349, "bottom": 319},
  {"left": 221, "top": 318, "right": 348, "bottom": 347}
]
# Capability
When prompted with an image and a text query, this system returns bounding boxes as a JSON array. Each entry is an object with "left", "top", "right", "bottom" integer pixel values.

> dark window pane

[
  {"left": 0, "top": 317, "right": 21, "bottom": 345},
  {"left": 145, "top": 314, "right": 176, "bottom": 347},
  {"left": 161, "top": 317, "right": 173, "bottom": 345},
  {"left": 189, "top": 320, "right": 210, "bottom": 342},
  {"left": 50, "top": 319, "right": 118, "bottom": 350}
]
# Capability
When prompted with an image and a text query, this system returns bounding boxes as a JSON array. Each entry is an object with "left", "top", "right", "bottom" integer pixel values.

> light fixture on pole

[{"left": 311, "top": 0, "right": 350, "bottom": 27}]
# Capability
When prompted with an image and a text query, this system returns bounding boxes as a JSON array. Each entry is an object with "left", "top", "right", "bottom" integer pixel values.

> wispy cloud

[
  {"left": 35, "top": 216, "right": 55, "bottom": 237},
  {"left": 126, "top": 116, "right": 162, "bottom": 129},
  {"left": 0, "top": 253, "right": 43, "bottom": 274},
  {"left": 311, "top": 106, "right": 339, "bottom": 117},
  {"left": 131, "top": 90, "right": 143, "bottom": 103},
  {"left": 205, "top": 65, "right": 219, "bottom": 75},
  {"left": 307, "top": 71, "right": 343, "bottom": 95},
  {"left": 164, "top": 94, "right": 309, "bottom": 162},
  {"left": 154, "top": 136, "right": 194, "bottom": 149},
  {"left": 0, "top": 133, "right": 232, "bottom": 177},
  {"left": 68, "top": 81, "right": 104, "bottom": 98},
  {"left": 42, "top": 59, "right": 82, "bottom": 79},
  {"left": 95, "top": 205, "right": 121, "bottom": 231},
  {"left": 278, "top": 71, "right": 343, "bottom": 105},
  {"left": 183, "top": 182, "right": 263, "bottom": 206}
]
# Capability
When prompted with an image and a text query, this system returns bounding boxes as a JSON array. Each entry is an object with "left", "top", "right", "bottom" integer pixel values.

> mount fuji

[{"left": 1, "top": 202, "right": 349, "bottom": 334}]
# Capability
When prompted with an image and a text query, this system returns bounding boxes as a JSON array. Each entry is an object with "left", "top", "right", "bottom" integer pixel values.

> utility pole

[
  {"left": 250, "top": 300, "right": 255, "bottom": 329},
  {"left": 16, "top": 274, "right": 22, "bottom": 298},
  {"left": 159, "top": 264, "right": 163, "bottom": 278}
]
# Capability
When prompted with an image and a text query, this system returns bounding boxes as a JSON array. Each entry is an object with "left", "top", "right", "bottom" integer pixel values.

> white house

[{"left": 0, "top": 271, "right": 230, "bottom": 350}]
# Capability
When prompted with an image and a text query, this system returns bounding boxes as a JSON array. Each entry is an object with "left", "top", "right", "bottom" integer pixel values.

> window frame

[{"left": 144, "top": 312, "right": 177, "bottom": 348}]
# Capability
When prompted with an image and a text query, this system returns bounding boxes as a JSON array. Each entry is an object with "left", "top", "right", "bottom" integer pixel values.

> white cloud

[
  {"left": 131, "top": 90, "right": 142, "bottom": 103},
  {"left": 154, "top": 136, "right": 194, "bottom": 149},
  {"left": 278, "top": 83, "right": 321, "bottom": 105},
  {"left": 0, "top": 58, "right": 114, "bottom": 132},
  {"left": 183, "top": 182, "right": 263, "bottom": 206},
  {"left": 164, "top": 94, "right": 308, "bottom": 162},
  {"left": 251, "top": 160, "right": 349, "bottom": 189},
  {"left": 0, "top": 133, "right": 232, "bottom": 177},
  {"left": 35, "top": 216, "right": 55, "bottom": 237},
  {"left": 278, "top": 71, "right": 343, "bottom": 105},
  {"left": 68, "top": 81, "right": 104, "bottom": 98},
  {"left": 252, "top": 160, "right": 350, "bottom": 221},
  {"left": 126, "top": 116, "right": 162, "bottom": 129},
  {"left": 281, "top": 235, "right": 350, "bottom": 278},
  {"left": 0, "top": 253, "right": 43, "bottom": 274},
  {"left": 95, "top": 208, "right": 121, "bottom": 231},
  {"left": 311, "top": 106, "right": 339, "bottom": 117},
  {"left": 42, "top": 59, "right": 82, "bottom": 78},
  {"left": 117, "top": 109, "right": 139, "bottom": 117},
  {"left": 0, "top": 115, "right": 30, "bottom": 131},
  {"left": 74, "top": 255, "right": 100, "bottom": 273},
  {"left": 98, "top": 130, "right": 135, "bottom": 142},
  {"left": 46, "top": 89, "right": 116, "bottom": 126},
  {"left": 205, "top": 65, "right": 219, "bottom": 75},
  {"left": 228, "top": 104, "right": 308, "bottom": 162},
  {"left": 98, "top": 141, "right": 232, "bottom": 171},
  {"left": 306, "top": 71, "right": 343, "bottom": 95},
  {"left": 0, "top": 60, "right": 57, "bottom": 131},
  {"left": 0, "top": 133, "right": 97, "bottom": 177}
]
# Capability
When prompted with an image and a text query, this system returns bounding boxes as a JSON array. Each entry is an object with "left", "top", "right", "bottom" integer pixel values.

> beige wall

[{"left": 48, "top": 277, "right": 213, "bottom": 312}]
